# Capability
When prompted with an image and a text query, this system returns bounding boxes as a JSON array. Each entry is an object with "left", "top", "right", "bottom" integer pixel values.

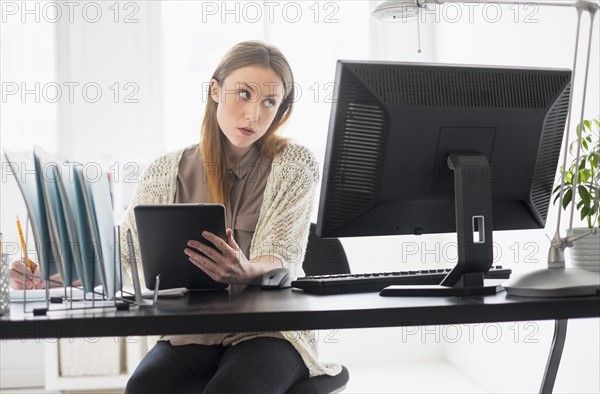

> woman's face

[{"left": 211, "top": 66, "right": 285, "bottom": 158}]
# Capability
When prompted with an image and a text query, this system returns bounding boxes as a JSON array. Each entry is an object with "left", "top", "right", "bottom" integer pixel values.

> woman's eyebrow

[{"left": 239, "top": 82, "right": 256, "bottom": 94}]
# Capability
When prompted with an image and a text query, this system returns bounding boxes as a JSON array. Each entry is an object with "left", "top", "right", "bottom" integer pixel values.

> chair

[
  {"left": 285, "top": 224, "right": 351, "bottom": 394},
  {"left": 301, "top": 223, "right": 351, "bottom": 277}
]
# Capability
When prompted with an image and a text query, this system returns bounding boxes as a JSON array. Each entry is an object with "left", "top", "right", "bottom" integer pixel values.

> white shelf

[{"left": 43, "top": 337, "right": 146, "bottom": 392}]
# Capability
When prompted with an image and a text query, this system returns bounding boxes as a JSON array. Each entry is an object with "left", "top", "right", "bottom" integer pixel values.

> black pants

[{"left": 125, "top": 338, "right": 309, "bottom": 394}]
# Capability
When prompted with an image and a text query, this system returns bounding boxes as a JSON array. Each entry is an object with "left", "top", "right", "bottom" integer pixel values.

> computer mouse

[{"left": 260, "top": 268, "right": 293, "bottom": 289}]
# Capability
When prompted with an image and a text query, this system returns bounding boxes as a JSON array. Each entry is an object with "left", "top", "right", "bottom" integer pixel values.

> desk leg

[{"left": 539, "top": 319, "right": 568, "bottom": 394}]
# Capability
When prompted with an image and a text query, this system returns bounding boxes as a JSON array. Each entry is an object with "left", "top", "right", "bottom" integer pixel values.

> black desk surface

[{"left": 1, "top": 287, "right": 599, "bottom": 340}]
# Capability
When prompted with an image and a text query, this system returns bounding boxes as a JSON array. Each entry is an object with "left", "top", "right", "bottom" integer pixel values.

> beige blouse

[
  {"left": 162, "top": 144, "right": 283, "bottom": 346},
  {"left": 174, "top": 144, "right": 271, "bottom": 257},
  {"left": 120, "top": 142, "right": 341, "bottom": 376}
]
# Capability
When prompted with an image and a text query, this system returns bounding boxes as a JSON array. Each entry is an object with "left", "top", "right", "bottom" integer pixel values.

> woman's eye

[
  {"left": 239, "top": 90, "right": 251, "bottom": 100},
  {"left": 264, "top": 99, "right": 275, "bottom": 108}
]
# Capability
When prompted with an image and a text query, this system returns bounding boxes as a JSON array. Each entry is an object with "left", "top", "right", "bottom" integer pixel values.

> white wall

[
  {"left": 1, "top": 4, "right": 59, "bottom": 387},
  {"left": 0, "top": 339, "right": 46, "bottom": 388},
  {"left": 444, "top": 318, "right": 600, "bottom": 393},
  {"left": 54, "top": 2, "right": 165, "bottom": 164}
]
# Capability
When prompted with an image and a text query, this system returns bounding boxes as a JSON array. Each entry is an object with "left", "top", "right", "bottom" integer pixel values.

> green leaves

[
  {"left": 563, "top": 188, "right": 573, "bottom": 209},
  {"left": 553, "top": 116, "right": 600, "bottom": 229}
]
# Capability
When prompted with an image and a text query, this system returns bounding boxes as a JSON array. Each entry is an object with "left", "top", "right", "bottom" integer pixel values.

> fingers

[
  {"left": 201, "top": 231, "right": 230, "bottom": 253},
  {"left": 9, "top": 267, "right": 26, "bottom": 289},
  {"left": 184, "top": 238, "right": 223, "bottom": 280},
  {"left": 198, "top": 229, "right": 241, "bottom": 257},
  {"left": 225, "top": 228, "right": 241, "bottom": 251},
  {"left": 186, "top": 229, "right": 235, "bottom": 262},
  {"left": 185, "top": 230, "right": 248, "bottom": 284},
  {"left": 28, "top": 259, "right": 39, "bottom": 272},
  {"left": 188, "top": 253, "right": 216, "bottom": 275},
  {"left": 186, "top": 240, "right": 223, "bottom": 265},
  {"left": 9, "top": 259, "right": 44, "bottom": 290},
  {"left": 185, "top": 250, "right": 222, "bottom": 283},
  {"left": 10, "top": 258, "right": 39, "bottom": 274},
  {"left": 10, "top": 258, "right": 25, "bottom": 272},
  {"left": 33, "top": 267, "right": 45, "bottom": 288}
]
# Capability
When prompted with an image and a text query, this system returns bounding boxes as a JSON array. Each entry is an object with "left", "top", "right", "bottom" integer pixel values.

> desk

[{"left": 1, "top": 287, "right": 599, "bottom": 392}]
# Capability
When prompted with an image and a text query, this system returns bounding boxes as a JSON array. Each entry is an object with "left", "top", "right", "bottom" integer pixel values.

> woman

[{"left": 122, "top": 41, "right": 340, "bottom": 393}]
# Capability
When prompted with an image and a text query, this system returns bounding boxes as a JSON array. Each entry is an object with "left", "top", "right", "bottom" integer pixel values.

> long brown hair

[{"left": 200, "top": 41, "right": 295, "bottom": 204}]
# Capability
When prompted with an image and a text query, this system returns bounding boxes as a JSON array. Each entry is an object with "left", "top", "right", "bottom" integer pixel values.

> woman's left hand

[{"left": 185, "top": 228, "right": 255, "bottom": 285}]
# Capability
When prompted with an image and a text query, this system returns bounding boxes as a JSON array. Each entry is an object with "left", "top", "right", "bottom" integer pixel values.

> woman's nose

[{"left": 245, "top": 102, "right": 260, "bottom": 121}]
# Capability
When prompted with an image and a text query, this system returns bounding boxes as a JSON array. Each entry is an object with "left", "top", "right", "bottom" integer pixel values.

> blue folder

[
  {"left": 34, "top": 147, "right": 80, "bottom": 286},
  {"left": 3, "top": 150, "right": 58, "bottom": 280},
  {"left": 76, "top": 167, "right": 122, "bottom": 298},
  {"left": 55, "top": 162, "right": 102, "bottom": 292},
  {"left": 70, "top": 164, "right": 104, "bottom": 291}
]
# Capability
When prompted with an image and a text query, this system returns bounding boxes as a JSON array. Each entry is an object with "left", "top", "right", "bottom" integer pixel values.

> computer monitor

[{"left": 316, "top": 60, "right": 571, "bottom": 296}]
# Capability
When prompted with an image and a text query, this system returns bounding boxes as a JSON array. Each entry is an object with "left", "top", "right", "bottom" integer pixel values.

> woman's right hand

[{"left": 9, "top": 259, "right": 45, "bottom": 290}]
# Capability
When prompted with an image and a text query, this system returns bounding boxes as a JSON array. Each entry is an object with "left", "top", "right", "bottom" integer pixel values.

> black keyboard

[{"left": 291, "top": 265, "right": 511, "bottom": 294}]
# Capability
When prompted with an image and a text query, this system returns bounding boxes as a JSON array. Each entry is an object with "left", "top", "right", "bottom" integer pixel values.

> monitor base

[
  {"left": 379, "top": 284, "right": 504, "bottom": 297},
  {"left": 503, "top": 267, "right": 600, "bottom": 298}
]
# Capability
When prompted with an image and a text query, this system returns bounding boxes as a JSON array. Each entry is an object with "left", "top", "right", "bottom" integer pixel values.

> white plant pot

[{"left": 566, "top": 227, "right": 600, "bottom": 272}]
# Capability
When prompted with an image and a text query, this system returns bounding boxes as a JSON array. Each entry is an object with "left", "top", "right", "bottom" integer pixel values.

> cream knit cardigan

[{"left": 119, "top": 142, "right": 341, "bottom": 377}]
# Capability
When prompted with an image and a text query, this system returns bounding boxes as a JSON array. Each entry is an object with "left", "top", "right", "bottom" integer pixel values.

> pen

[{"left": 16, "top": 215, "right": 33, "bottom": 273}]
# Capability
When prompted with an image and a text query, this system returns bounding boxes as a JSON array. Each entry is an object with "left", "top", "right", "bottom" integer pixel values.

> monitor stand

[{"left": 381, "top": 154, "right": 503, "bottom": 297}]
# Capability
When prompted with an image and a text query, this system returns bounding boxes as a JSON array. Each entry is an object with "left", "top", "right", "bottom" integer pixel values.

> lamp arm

[
  {"left": 555, "top": 7, "right": 584, "bottom": 234},
  {"left": 429, "top": 0, "right": 598, "bottom": 9},
  {"left": 549, "top": 227, "right": 598, "bottom": 268},
  {"left": 550, "top": 4, "right": 597, "bottom": 265},
  {"left": 568, "top": 7, "right": 598, "bottom": 231}
]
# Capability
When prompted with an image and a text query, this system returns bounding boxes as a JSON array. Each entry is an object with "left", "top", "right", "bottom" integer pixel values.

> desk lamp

[{"left": 372, "top": 0, "right": 600, "bottom": 297}]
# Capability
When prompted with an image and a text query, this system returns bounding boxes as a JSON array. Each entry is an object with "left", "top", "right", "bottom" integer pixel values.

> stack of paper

[
  {"left": 117, "top": 287, "right": 188, "bottom": 299},
  {"left": 9, "top": 287, "right": 104, "bottom": 302}
]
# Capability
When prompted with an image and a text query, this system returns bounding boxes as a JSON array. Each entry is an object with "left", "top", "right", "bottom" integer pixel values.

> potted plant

[{"left": 552, "top": 116, "right": 600, "bottom": 271}]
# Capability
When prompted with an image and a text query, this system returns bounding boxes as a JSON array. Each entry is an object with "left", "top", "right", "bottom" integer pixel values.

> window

[
  {"left": 1, "top": 1, "right": 57, "bottom": 151},
  {"left": 160, "top": 1, "right": 373, "bottom": 164}
]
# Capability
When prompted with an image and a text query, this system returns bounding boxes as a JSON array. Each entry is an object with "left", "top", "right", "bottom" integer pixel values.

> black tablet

[{"left": 134, "top": 204, "right": 228, "bottom": 290}]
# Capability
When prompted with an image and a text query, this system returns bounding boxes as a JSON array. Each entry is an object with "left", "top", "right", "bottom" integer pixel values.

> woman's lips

[{"left": 238, "top": 127, "right": 255, "bottom": 136}]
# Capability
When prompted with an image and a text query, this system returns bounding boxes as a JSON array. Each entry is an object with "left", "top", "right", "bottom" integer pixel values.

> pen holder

[{"left": 0, "top": 252, "right": 10, "bottom": 315}]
